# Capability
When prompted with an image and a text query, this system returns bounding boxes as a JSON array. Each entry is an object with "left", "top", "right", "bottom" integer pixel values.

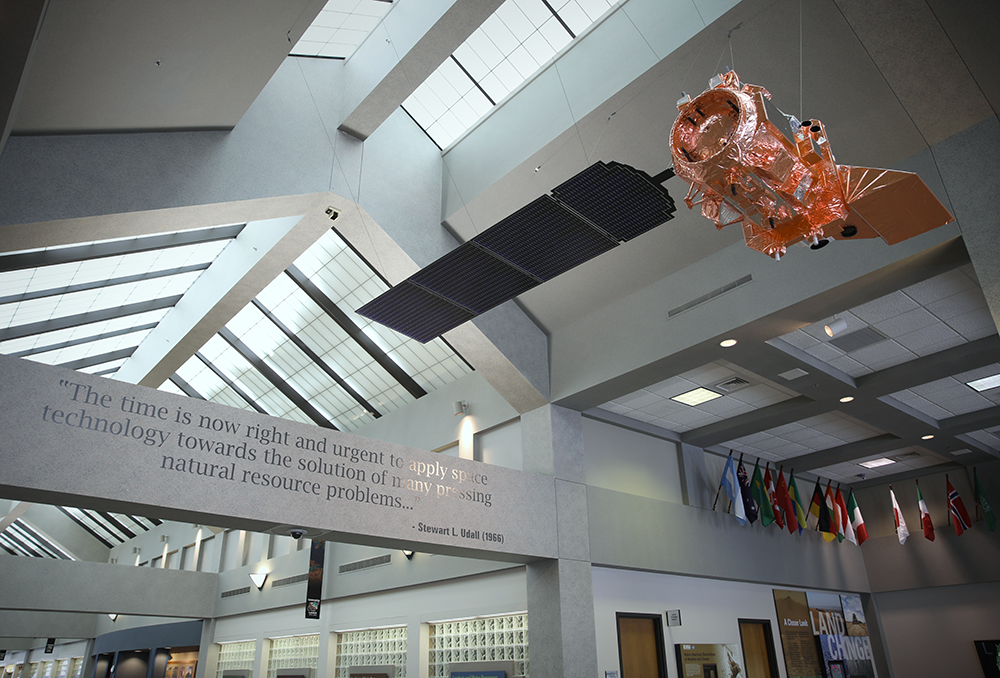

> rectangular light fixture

[
  {"left": 967, "top": 374, "right": 1000, "bottom": 392},
  {"left": 670, "top": 387, "right": 723, "bottom": 406},
  {"left": 859, "top": 457, "right": 896, "bottom": 469}
]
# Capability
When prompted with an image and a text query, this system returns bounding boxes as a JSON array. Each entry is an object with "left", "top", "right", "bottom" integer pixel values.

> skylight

[
  {"left": 402, "top": 0, "right": 616, "bottom": 149},
  {"left": 0, "top": 225, "right": 243, "bottom": 377},
  {"left": 167, "top": 228, "right": 473, "bottom": 432},
  {"left": 291, "top": 0, "right": 394, "bottom": 59}
]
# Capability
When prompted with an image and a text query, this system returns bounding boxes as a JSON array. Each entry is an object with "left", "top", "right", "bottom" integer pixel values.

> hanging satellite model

[{"left": 670, "top": 71, "right": 953, "bottom": 260}]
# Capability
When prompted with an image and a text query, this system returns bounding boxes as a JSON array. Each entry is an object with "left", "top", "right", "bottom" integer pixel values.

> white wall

[
  {"left": 592, "top": 567, "right": 875, "bottom": 678},
  {"left": 582, "top": 417, "right": 683, "bottom": 503}
]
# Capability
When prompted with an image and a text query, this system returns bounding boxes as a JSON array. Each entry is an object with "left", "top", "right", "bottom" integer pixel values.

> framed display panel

[
  {"left": 347, "top": 666, "right": 394, "bottom": 678},
  {"left": 446, "top": 661, "right": 512, "bottom": 677},
  {"left": 674, "top": 644, "right": 744, "bottom": 678},
  {"left": 974, "top": 641, "right": 1000, "bottom": 678}
]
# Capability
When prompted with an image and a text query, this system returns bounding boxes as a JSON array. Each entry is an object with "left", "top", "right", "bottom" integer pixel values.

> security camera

[
  {"left": 325, "top": 207, "right": 340, "bottom": 220},
  {"left": 288, "top": 529, "right": 306, "bottom": 540}
]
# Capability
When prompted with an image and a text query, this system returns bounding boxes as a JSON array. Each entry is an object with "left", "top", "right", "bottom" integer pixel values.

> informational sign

[
  {"left": 674, "top": 644, "right": 743, "bottom": 678},
  {"left": 666, "top": 610, "right": 682, "bottom": 627},
  {"left": 974, "top": 640, "right": 1000, "bottom": 678},
  {"left": 772, "top": 590, "right": 822, "bottom": 678},
  {"left": 44, "top": 639, "right": 55, "bottom": 654},
  {"left": 306, "top": 540, "right": 325, "bottom": 619},
  {"left": 808, "top": 592, "right": 876, "bottom": 678},
  {"left": 0, "top": 355, "right": 558, "bottom": 559}
]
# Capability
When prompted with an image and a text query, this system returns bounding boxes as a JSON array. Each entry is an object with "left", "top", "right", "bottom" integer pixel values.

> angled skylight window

[
  {"left": 291, "top": 0, "right": 394, "bottom": 59},
  {"left": 0, "top": 225, "right": 243, "bottom": 377},
  {"left": 402, "top": 0, "right": 616, "bottom": 148},
  {"left": 167, "top": 227, "right": 473, "bottom": 433}
]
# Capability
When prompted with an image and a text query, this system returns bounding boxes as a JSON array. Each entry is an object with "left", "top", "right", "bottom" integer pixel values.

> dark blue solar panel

[
  {"left": 410, "top": 242, "right": 541, "bottom": 314},
  {"left": 473, "top": 195, "right": 616, "bottom": 281},
  {"left": 356, "top": 281, "right": 475, "bottom": 344},
  {"left": 356, "top": 161, "right": 675, "bottom": 343},
  {"left": 552, "top": 161, "right": 676, "bottom": 242}
]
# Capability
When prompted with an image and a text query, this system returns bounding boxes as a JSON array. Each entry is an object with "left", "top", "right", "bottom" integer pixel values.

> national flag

[
  {"left": 847, "top": 489, "right": 868, "bottom": 544},
  {"left": 737, "top": 457, "right": 759, "bottom": 524},
  {"left": 720, "top": 453, "right": 747, "bottom": 526},
  {"left": 823, "top": 481, "right": 839, "bottom": 542},
  {"left": 890, "top": 485, "right": 909, "bottom": 544},
  {"left": 808, "top": 479, "right": 833, "bottom": 538},
  {"left": 765, "top": 465, "right": 784, "bottom": 530},
  {"left": 776, "top": 470, "right": 799, "bottom": 534},
  {"left": 836, "top": 486, "right": 855, "bottom": 544},
  {"left": 751, "top": 460, "right": 775, "bottom": 527},
  {"left": 947, "top": 476, "right": 972, "bottom": 536},
  {"left": 788, "top": 473, "right": 808, "bottom": 534},
  {"left": 974, "top": 468, "right": 996, "bottom": 531},
  {"left": 916, "top": 480, "right": 934, "bottom": 541}
]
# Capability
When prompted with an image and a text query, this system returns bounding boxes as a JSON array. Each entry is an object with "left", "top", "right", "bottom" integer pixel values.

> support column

[
  {"left": 521, "top": 405, "right": 598, "bottom": 678},
  {"left": 195, "top": 619, "right": 218, "bottom": 678}
]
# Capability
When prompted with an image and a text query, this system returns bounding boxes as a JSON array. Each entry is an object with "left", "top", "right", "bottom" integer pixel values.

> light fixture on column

[
  {"left": 249, "top": 572, "right": 268, "bottom": 591},
  {"left": 453, "top": 400, "right": 468, "bottom": 416},
  {"left": 108, "top": 614, "right": 118, "bottom": 622},
  {"left": 402, "top": 550, "right": 415, "bottom": 560},
  {"left": 825, "top": 317, "right": 848, "bottom": 337}
]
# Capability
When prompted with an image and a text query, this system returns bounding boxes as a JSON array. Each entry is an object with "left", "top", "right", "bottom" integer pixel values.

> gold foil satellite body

[{"left": 670, "top": 71, "right": 953, "bottom": 259}]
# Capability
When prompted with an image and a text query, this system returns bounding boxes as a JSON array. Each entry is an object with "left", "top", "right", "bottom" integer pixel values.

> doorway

[
  {"left": 738, "top": 619, "right": 779, "bottom": 678},
  {"left": 616, "top": 612, "right": 667, "bottom": 678}
]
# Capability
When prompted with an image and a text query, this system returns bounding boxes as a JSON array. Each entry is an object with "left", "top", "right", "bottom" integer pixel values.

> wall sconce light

[
  {"left": 160, "top": 535, "right": 169, "bottom": 543},
  {"left": 402, "top": 550, "right": 414, "bottom": 560},
  {"left": 824, "top": 317, "right": 848, "bottom": 337},
  {"left": 132, "top": 547, "right": 140, "bottom": 554},
  {"left": 249, "top": 572, "right": 268, "bottom": 591},
  {"left": 453, "top": 400, "right": 468, "bottom": 416},
  {"left": 108, "top": 614, "right": 118, "bottom": 622}
]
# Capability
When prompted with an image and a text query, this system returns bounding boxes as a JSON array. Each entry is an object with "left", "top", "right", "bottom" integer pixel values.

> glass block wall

[
  {"left": 266, "top": 636, "right": 320, "bottom": 678},
  {"left": 333, "top": 627, "right": 407, "bottom": 678},
  {"left": 427, "top": 614, "right": 528, "bottom": 677},
  {"left": 216, "top": 640, "right": 256, "bottom": 678}
]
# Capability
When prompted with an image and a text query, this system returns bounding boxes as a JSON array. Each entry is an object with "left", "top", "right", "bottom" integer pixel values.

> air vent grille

[
  {"left": 828, "top": 326, "right": 888, "bottom": 353},
  {"left": 667, "top": 275, "right": 753, "bottom": 318},
  {"left": 221, "top": 586, "right": 251, "bottom": 599},
  {"left": 339, "top": 554, "right": 391, "bottom": 574},
  {"left": 715, "top": 376, "right": 751, "bottom": 393},
  {"left": 272, "top": 573, "right": 309, "bottom": 588}
]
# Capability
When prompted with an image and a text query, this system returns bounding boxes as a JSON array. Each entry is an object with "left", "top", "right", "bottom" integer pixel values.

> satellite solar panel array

[{"left": 357, "top": 161, "right": 676, "bottom": 343}]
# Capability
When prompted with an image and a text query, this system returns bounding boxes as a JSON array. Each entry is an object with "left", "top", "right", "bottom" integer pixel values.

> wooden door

[
  {"left": 617, "top": 613, "right": 665, "bottom": 678},
  {"left": 739, "top": 619, "right": 778, "bottom": 678}
]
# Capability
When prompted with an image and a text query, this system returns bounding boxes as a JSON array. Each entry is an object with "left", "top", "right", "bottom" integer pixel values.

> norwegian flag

[{"left": 948, "top": 476, "right": 973, "bottom": 536}]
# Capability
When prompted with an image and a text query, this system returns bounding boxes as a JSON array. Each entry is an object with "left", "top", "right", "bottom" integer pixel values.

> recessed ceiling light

[
  {"left": 967, "top": 374, "right": 1000, "bottom": 392},
  {"left": 671, "top": 387, "right": 723, "bottom": 406},
  {"left": 720, "top": 339, "right": 737, "bottom": 347},
  {"left": 921, "top": 434, "right": 934, "bottom": 440},
  {"left": 859, "top": 458, "right": 896, "bottom": 469},
  {"left": 839, "top": 396, "right": 854, "bottom": 403}
]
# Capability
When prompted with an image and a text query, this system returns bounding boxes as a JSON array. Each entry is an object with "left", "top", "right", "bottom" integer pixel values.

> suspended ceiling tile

[{"left": 851, "top": 290, "right": 921, "bottom": 325}]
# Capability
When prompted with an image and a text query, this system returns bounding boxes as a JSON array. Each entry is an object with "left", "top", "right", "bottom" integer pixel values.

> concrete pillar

[
  {"left": 521, "top": 405, "right": 598, "bottom": 678},
  {"left": 195, "top": 620, "right": 218, "bottom": 678}
]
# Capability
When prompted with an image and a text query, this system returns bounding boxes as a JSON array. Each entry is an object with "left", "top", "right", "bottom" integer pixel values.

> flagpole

[
  {"left": 946, "top": 474, "right": 952, "bottom": 526},
  {"left": 711, "top": 451, "right": 731, "bottom": 511},
  {"left": 974, "top": 467, "right": 981, "bottom": 521}
]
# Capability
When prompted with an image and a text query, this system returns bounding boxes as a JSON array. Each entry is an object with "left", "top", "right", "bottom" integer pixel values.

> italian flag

[
  {"left": 917, "top": 480, "right": 935, "bottom": 541},
  {"left": 847, "top": 489, "right": 868, "bottom": 544}
]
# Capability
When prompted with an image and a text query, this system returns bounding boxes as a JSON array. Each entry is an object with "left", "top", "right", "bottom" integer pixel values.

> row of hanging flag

[{"left": 714, "top": 451, "right": 996, "bottom": 545}]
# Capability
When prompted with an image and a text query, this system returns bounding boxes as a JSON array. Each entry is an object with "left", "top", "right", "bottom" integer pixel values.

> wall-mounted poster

[
  {"left": 974, "top": 640, "right": 1000, "bottom": 677},
  {"left": 675, "top": 643, "right": 744, "bottom": 678},
  {"left": 772, "top": 590, "right": 821, "bottom": 678},
  {"left": 807, "top": 592, "right": 876, "bottom": 678}
]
